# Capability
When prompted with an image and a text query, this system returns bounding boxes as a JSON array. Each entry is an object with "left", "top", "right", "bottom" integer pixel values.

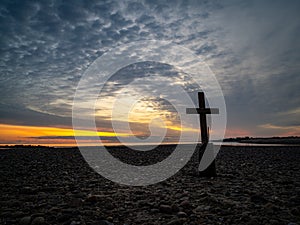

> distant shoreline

[
  {"left": 222, "top": 136, "right": 300, "bottom": 145},
  {"left": 1, "top": 137, "right": 300, "bottom": 149}
]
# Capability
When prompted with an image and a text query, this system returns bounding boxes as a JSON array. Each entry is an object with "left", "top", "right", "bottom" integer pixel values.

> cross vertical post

[
  {"left": 186, "top": 92, "right": 219, "bottom": 177},
  {"left": 198, "top": 92, "right": 209, "bottom": 144}
]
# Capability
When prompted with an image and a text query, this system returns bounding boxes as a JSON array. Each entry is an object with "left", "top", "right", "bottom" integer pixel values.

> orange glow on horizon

[
  {"left": 225, "top": 128, "right": 252, "bottom": 138},
  {"left": 0, "top": 122, "right": 200, "bottom": 146},
  {"left": 0, "top": 123, "right": 129, "bottom": 137},
  {"left": 2, "top": 122, "right": 295, "bottom": 147},
  {"left": 0, "top": 123, "right": 131, "bottom": 146}
]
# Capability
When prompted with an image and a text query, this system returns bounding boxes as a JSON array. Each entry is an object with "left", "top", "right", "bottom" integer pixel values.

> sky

[{"left": 0, "top": 0, "right": 299, "bottom": 146}]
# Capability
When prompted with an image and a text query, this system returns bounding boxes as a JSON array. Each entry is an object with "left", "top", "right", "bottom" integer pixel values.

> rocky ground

[{"left": 0, "top": 145, "right": 299, "bottom": 225}]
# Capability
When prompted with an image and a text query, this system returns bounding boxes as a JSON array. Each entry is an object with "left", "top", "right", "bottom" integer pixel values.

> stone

[
  {"left": 70, "top": 221, "right": 80, "bottom": 225},
  {"left": 85, "top": 194, "right": 112, "bottom": 206},
  {"left": 171, "top": 204, "right": 179, "bottom": 212},
  {"left": 31, "top": 216, "right": 45, "bottom": 225},
  {"left": 57, "top": 213, "right": 71, "bottom": 222},
  {"left": 177, "top": 211, "right": 187, "bottom": 218},
  {"left": 85, "top": 194, "right": 103, "bottom": 203},
  {"left": 106, "top": 216, "right": 113, "bottom": 222},
  {"left": 250, "top": 195, "right": 267, "bottom": 204},
  {"left": 20, "top": 187, "right": 36, "bottom": 195},
  {"left": 291, "top": 207, "right": 300, "bottom": 216},
  {"left": 246, "top": 218, "right": 259, "bottom": 225},
  {"left": 150, "top": 208, "right": 159, "bottom": 214},
  {"left": 97, "top": 220, "right": 114, "bottom": 225},
  {"left": 19, "top": 216, "right": 31, "bottom": 225},
  {"left": 269, "top": 219, "right": 280, "bottom": 225},
  {"left": 69, "top": 198, "right": 83, "bottom": 207},
  {"left": 159, "top": 204, "right": 173, "bottom": 214},
  {"left": 167, "top": 219, "right": 184, "bottom": 225},
  {"left": 180, "top": 200, "right": 190, "bottom": 208},
  {"left": 12, "top": 211, "right": 24, "bottom": 218}
]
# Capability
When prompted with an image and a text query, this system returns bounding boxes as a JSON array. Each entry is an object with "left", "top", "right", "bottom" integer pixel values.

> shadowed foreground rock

[{"left": 0, "top": 145, "right": 299, "bottom": 225}]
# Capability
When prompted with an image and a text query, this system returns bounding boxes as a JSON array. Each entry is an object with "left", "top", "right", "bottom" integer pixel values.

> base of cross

[
  {"left": 197, "top": 143, "right": 217, "bottom": 177},
  {"left": 197, "top": 161, "right": 217, "bottom": 177}
]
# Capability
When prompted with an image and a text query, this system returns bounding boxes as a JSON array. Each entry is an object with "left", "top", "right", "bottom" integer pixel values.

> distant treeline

[
  {"left": 223, "top": 136, "right": 300, "bottom": 144},
  {"left": 1, "top": 145, "right": 55, "bottom": 149}
]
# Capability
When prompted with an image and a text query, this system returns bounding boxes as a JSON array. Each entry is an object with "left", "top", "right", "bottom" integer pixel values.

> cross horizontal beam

[{"left": 186, "top": 108, "right": 219, "bottom": 114}]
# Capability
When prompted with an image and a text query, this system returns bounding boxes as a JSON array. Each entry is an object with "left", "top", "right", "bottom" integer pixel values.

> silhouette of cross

[
  {"left": 186, "top": 92, "right": 219, "bottom": 143},
  {"left": 186, "top": 92, "right": 219, "bottom": 176}
]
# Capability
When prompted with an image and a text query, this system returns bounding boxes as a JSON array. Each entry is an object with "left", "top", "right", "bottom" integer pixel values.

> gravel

[{"left": 0, "top": 145, "right": 299, "bottom": 225}]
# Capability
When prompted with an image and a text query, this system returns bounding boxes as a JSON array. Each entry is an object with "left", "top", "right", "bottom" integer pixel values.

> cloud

[
  {"left": 0, "top": 0, "right": 299, "bottom": 138},
  {"left": 258, "top": 123, "right": 300, "bottom": 136},
  {"left": 0, "top": 103, "right": 71, "bottom": 127}
]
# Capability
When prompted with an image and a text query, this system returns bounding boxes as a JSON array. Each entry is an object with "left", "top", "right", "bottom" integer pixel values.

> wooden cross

[{"left": 186, "top": 92, "right": 219, "bottom": 177}]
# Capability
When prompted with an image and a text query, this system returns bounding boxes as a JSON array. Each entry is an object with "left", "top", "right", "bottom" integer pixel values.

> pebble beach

[{"left": 0, "top": 145, "right": 299, "bottom": 225}]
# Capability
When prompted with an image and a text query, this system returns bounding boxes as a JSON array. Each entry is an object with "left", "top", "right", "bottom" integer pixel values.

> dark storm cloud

[
  {"left": 0, "top": 0, "right": 135, "bottom": 121},
  {"left": 0, "top": 103, "right": 71, "bottom": 127},
  {"left": 0, "top": 0, "right": 299, "bottom": 136},
  {"left": 98, "top": 61, "right": 196, "bottom": 97}
]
